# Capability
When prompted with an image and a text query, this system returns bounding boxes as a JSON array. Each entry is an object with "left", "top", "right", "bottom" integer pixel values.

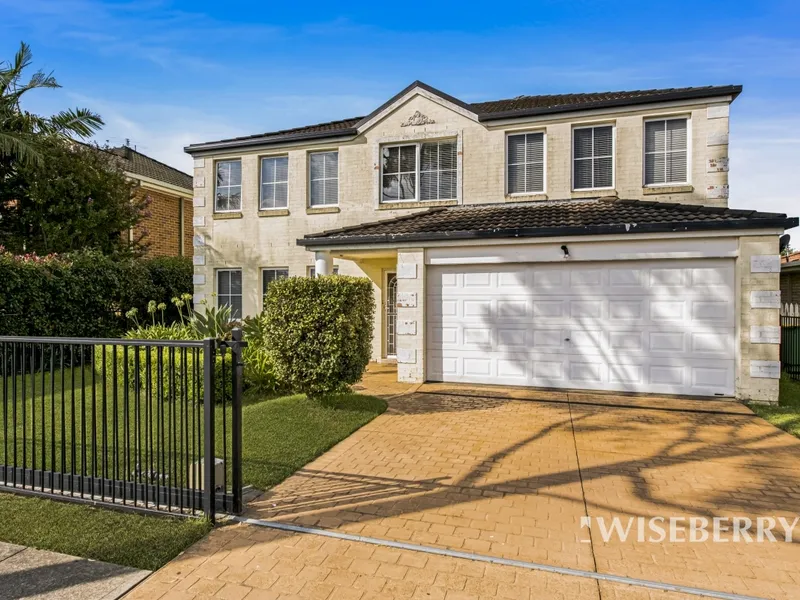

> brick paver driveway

[{"left": 129, "top": 383, "right": 800, "bottom": 600}]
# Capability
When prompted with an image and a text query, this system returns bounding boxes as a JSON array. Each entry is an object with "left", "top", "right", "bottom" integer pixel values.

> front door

[{"left": 385, "top": 272, "right": 397, "bottom": 357}]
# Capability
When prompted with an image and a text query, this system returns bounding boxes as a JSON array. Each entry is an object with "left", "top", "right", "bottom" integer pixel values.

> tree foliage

[
  {"left": 0, "top": 138, "right": 144, "bottom": 254},
  {"left": 1, "top": 41, "right": 103, "bottom": 165}
]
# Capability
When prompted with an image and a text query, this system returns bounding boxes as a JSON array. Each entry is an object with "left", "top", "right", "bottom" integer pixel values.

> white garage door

[{"left": 426, "top": 259, "right": 735, "bottom": 397}]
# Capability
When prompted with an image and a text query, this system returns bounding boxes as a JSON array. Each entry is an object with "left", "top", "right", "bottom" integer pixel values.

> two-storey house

[{"left": 186, "top": 82, "right": 797, "bottom": 403}]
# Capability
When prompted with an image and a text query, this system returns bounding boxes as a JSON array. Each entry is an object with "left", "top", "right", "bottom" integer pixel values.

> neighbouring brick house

[
  {"left": 186, "top": 81, "right": 798, "bottom": 403},
  {"left": 782, "top": 251, "right": 800, "bottom": 305},
  {"left": 110, "top": 146, "right": 193, "bottom": 257}
]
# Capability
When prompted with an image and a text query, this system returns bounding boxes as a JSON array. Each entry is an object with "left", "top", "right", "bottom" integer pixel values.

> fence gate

[
  {"left": 0, "top": 333, "right": 245, "bottom": 521},
  {"left": 783, "top": 304, "right": 800, "bottom": 381}
]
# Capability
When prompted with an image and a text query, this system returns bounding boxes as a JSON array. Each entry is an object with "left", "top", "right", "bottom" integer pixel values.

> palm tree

[{"left": 0, "top": 42, "right": 104, "bottom": 164}]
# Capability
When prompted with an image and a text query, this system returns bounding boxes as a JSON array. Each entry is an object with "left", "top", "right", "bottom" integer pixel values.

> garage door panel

[
  {"left": 497, "top": 328, "right": 527, "bottom": 348},
  {"left": 426, "top": 259, "right": 735, "bottom": 397},
  {"left": 609, "top": 268, "right": 647, "bottom": 288}
]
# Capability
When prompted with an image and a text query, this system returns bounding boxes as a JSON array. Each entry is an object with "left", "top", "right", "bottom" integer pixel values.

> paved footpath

[{"left": 0, "top": 541, "right": 149, "bottom": 600}]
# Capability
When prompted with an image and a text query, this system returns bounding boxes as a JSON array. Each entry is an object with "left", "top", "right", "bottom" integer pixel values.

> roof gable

[{"left": 354, "top": 81, "right": 479, "bottom": 134}]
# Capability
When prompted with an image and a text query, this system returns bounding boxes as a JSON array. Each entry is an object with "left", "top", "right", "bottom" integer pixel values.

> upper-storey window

[
  {"left": 507, "top": 132, "right": 544, "bottom": 194},
  {"left": 573, "top": 125, "right": 614, "bottom": 190},
  {"left": 260, "top": 156, "right": 289, "bottom": 209},
  {"left": 381, "top": 140, "right": 457, "bottom": 203},
  {"left": 309, "top": 151, "right": 339, "bottom": 206},
  {"left": 644, "top": 118, "right": 688, "bottom": 186},
  {"left": 215, "top": 160, "right": 242, "bottom": 212}
]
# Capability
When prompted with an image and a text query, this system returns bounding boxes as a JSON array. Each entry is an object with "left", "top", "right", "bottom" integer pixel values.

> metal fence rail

[
  {"left": 0, "top": 334, "right": 244, "bottom": 521},
  {"left": 782, "top": 303, "right": 800, "bottom": 381}
]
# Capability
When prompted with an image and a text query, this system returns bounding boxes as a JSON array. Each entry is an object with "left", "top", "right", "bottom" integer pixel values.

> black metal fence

[
  {"left": 0, "top": 333, "right": 244, "bottom": 521},
  {"left": 782, "top": 304, "right": 800, "bottom": 381}
]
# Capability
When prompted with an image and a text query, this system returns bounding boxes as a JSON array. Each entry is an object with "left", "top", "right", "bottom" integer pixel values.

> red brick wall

[{"left": 132, "top": 187, "right": 193, "bottom": 257}]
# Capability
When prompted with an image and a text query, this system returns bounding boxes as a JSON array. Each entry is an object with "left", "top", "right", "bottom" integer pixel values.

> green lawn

[
  {"left": 0, "top": 366, "right": 386, "bottom": 568},
  {"left": 238, "top": 392, "right": 386, "bottom": 490},
  {"left": 749, "top": 374, "right": 800, "bottom": 438},
  {"left": 0, "top": 366, "right": 386, "bottom": 491},
  {"left": 0, "top": 492, "right": 211, "bottom": 571}
]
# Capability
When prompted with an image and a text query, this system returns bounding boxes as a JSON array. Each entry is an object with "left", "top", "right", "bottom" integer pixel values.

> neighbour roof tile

[
  {"left": 110, "top": 146, "right": 193, "bottom": 192},
  {"left": 298, "top": 199, "right": 797, "bottom": 247}
]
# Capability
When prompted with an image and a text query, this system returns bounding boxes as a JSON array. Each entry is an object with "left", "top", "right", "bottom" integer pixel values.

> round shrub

[{"left": 263, "top": 275, "right": 374, "bottom": 397}]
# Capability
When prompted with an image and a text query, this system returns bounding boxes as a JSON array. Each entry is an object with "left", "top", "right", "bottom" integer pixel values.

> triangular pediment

[{"left": 355, "top": 81, "right": 479, "bottom": 134}]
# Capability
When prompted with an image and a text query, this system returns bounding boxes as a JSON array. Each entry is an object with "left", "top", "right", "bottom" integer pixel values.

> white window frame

[
  {"left": 307, "top": 265, "right": 339, "bottom": 278},
  {"left": 216, "top": 268, "right": 243, "bottom": 319},
  {"left": 259, "top": 155, "right": 289, "bottom": 210},
  {"left": 214, "top": 159, "right": 242, "bottom": 213},
  {"left": 380, "top": 139, "right": 458, "bottom": 204},
  {"left": 571, "top": 124, "right": 616, "bottom": 192},
  {"left": 642, "top": 116, "right": 692, "bottom": 188},
  {"left": 505, "top": 130, "right": 547, "bottom": 196},
  {"left": 261, "top": 267, "right": 289, "bottom": 308},
  {"left": 308, "top": 150, "right": 339, "bottom": 207}
]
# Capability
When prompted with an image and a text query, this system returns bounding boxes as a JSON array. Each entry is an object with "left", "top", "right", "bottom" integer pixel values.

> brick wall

[
  {"left": 782, "top": 271, "right": 800, "bottom": 305},
  {"left": 133, "top": 186, "right": 193, "bottom": 257}
]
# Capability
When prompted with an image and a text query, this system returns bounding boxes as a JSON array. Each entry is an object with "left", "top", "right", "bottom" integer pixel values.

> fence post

[
  {"left": 230, "top": 328, "right": 244, "bottom": 513},
  {"left": 203, "top": 337, "right": 216, "bottom": 522}
]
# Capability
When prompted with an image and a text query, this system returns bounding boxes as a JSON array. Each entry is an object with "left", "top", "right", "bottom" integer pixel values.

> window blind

[
  {"left": 260, "top": 156, "right": 289, "bottom": 209},
  {"left": 573, "top": 126, "right": 613, "bottom": 190},
  {"left": 645, "top": 118, "right": 688, "bottom": 185},
  {"left": 310, "top": 151, "right": 338, "bottom": 206},
  {"left": 507, "top": 133, "right": 544, "bottom": 194}
]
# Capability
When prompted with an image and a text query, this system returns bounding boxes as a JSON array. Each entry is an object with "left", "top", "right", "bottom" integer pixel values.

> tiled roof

[
  {"left": 186, "top": 82, "right": 741, "bottom": 153},
  {"left": 469, "top": 85, "right": 742, "bottom": 119},
  {"left": 782, "top": 250, "right": 800, "bottom": 264},
  {"left": 298, "top": 199, "right": 797, "bottom": 247},
  {"left": 110, "top": 147, "right": 193, "bottom": 192}
]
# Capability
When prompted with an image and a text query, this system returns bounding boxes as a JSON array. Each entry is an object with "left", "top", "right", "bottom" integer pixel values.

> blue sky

[{"left": 1, "top": 0, "right": 799, "bottom": 218}]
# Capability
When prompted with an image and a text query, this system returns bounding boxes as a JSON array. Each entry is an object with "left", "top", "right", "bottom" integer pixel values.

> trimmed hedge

[
  {"left": 263, "top": 275, "right": 374, "bottom": 397},
  {"left": 0, "top": 250, "right": 192, "bottom": 337}
]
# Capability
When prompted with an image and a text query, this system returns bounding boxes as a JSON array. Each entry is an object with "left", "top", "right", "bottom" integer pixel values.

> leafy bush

[
  {"left": 263, "top": 276, "right": 374, "bottom": 397},
  {"left": 0, "top": 249, "right": 192, "bottom": 337},
  {"left": 242, "top": 315, "right": 284, "bottom": 395},
  {"left": 95, "top": 300, "right": 259, "bottom": 404}
]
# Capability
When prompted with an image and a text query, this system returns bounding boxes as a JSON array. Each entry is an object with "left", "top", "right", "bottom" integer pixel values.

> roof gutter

[{"left": 298, "top": 215, "right": 797, "bottom": 249}]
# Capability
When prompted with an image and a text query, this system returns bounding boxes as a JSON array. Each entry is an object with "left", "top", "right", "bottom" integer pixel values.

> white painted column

[{"left": 314, "top": 251, "right": 333, "bottom": 277}]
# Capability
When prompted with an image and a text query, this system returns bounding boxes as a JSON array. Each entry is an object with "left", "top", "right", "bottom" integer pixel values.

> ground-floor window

[
  {"left": 262, "top": 267, "right": 289, "bottom": 302},
  {"left": 308, "top": 265, "right": 339, "bottom": 277},
  {"left": 216, "top": 269, "right": 242, "bottom": 318}
]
